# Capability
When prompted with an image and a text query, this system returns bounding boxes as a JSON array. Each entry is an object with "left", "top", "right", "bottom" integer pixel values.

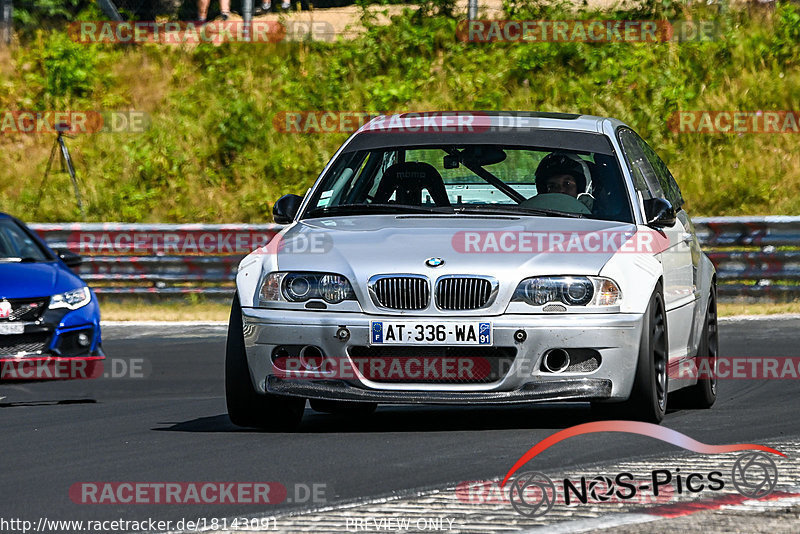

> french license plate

[
  {"left": 0, "top": 323, "right": 24, "bottom": 335},
  {"left": 370, "top": 321, "right": 491, "bottom": 345}
]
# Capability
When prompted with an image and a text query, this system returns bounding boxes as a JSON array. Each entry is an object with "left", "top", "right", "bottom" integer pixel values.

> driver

[{"left": 533, "top": 152, "right": 588, "bottom": 198}]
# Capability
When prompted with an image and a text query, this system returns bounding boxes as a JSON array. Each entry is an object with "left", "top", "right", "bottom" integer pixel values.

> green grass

[
  {"left": 1, "top": 2, "right": 799, "bottom": 222},
  {"left": 718, "top": 301, "right": 800, "bottom": 317}
]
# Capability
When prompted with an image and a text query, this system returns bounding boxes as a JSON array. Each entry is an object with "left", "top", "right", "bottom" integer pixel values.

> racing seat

[{"left": 372, "top": 162, "right": 451, "bottom": 207}]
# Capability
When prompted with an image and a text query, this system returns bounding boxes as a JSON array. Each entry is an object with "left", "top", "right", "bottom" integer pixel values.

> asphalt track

[{"left": 2, "top": 317, "right": 800, "bottom": 532}]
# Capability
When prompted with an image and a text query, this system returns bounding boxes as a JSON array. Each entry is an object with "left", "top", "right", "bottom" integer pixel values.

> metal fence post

[
  {"left": 1, "top": 0, "right": 12, "bottom": 45},
  {"left": 96, "top": 0, "right": 123, "bottom": 21},
  {"left": 242, "top": 0, "right": 252, "bottom": 41},
  {"left": 468, "top": 0, "right": 478, "bottom": 20}
]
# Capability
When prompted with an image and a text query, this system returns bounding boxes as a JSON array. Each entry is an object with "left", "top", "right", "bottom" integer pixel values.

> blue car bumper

[{"left": 0, "top": 293, "right": 104, "bottom": 381}]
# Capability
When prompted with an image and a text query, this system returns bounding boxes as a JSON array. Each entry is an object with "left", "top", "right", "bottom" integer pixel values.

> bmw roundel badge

[{"left": 425, "top": 257, "right": 445, "bottom": 268}]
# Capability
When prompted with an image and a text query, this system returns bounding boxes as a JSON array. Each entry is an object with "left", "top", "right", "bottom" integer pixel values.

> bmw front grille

[
  {"left": 435, "top": 276, "right": 497, "bottom": 310},
  {"left": 367, "top": 275, "right": 498, "bottom": 311},
  {"left": 368, "top": 275, "right": 430, "bottom": 310}
]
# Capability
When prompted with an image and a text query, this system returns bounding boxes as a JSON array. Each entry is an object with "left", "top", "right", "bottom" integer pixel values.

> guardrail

[
  {"left": 694, "top": 216, "right": 800, "bottom": 301},
  {"left": 30, "top": 217, "right": 800, "bottom": 301},
  {"left": 31, "top": 223, "right": 280, "bottom": 297}
]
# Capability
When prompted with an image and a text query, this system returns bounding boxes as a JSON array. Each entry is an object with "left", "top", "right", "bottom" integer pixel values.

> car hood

[
  {"left": 0, "top": 261, "right": 84, "bottom": 299},
  {"left": 274, "top": 215, "right": 641, "bottom": 279}
]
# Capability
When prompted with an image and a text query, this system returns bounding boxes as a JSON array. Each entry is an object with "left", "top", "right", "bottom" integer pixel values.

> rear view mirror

[
  {"left": 55, "top": 248, "right": 83, "bottom": 268},
  {"left": 460, "top": 145, "right": 507, "bottom": 167},
  {"left": 444, "top": 146, "right": 507, "bottom": 169},
  {"left": 273, "top": 194, "right": 304, "bottom": 224},
  {"left": 643, "top": 198, "right": 676, "bottom": 228}
]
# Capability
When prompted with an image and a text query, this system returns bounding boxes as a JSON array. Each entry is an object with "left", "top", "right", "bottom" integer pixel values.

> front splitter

[{"left": 266, "top": 376, "right": 612, "bottom": 404}]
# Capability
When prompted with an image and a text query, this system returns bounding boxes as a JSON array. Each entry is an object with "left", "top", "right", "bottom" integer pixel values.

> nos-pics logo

[{"left": 503, "top": 421, "right": 782, "bottom": 517}]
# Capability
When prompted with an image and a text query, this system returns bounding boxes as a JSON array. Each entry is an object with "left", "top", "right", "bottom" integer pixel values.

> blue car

[{"left": 0, "top": 213, "right": 104, "bottom": 381}]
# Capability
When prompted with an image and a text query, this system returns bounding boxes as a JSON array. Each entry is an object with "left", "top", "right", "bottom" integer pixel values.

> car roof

[{"left": 354, "top": 111, "right": 629, "bottom": 135}]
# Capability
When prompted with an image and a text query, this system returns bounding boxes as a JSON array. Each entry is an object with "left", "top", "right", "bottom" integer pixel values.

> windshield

[
  {"left": 302, "top": 144, "right": 633, "bottom": 223},
  {"left": 0, "top": 219, "right": 51, "bottom": 262}
]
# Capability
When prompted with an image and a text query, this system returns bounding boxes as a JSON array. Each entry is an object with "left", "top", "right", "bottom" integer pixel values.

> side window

[
  {"left": 640, "top": 141, "right": 684, "bottom": 210},
  {"left": 616, "top": 128, "right": 663, "bottom": 201}
]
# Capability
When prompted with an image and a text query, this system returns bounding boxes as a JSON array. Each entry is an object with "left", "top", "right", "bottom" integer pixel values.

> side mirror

[
  {"left": 643, "top": 198, "right": 676, "bottom": 228},
  {"left": 273, "top": 194, "right": 303, "bottom": 224},
  {"left": 55, "top": 248, "right": 83, "bottom": 268}
]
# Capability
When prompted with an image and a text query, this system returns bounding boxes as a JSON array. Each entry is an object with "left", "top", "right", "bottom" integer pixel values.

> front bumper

[
  {"left": 241, "top": 308, "right": 644, "bottom": 404},
  {"left": 0, "top": 296, "right": 104, "bottom": 381},
  {"left": 268, "top": 376, "right": 612, "bottom": 404}
]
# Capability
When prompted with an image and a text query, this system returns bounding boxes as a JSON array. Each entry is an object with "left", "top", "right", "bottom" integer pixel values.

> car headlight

[
  {"left": 50, "top": 286, "right": 92, "bottom": 310},
  {"left": 512, "top": 276, "right": 620, "bottom": 307},
  {"left": 258, "top": 272, "right": 356, "bottom": 305}
]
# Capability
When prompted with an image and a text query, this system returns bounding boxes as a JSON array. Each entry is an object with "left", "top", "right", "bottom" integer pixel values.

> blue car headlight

[{"left": 50, "top": 286, "right": 92, "bottom": 311}]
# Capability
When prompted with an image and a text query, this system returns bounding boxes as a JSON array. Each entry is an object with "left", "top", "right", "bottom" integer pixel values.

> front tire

[
  {"left": 594, "top": 288, "right": 668, "bottom": 423},
  {"left": 681, "top": 284, "right": 718, "bottom": 408},
  {"left": 225, "top": 294, "right": 305, "bottom": 431}
]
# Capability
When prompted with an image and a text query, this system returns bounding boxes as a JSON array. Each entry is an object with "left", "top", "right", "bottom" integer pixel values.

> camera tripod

[{"left": 35, "top": 127, "right": 86, "bottom": 220}]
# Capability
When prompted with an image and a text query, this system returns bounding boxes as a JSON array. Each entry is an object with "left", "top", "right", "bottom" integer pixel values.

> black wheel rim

[
  {"left": 708, "top": 291, "right": 719, "bottom": 395},
  {"left": 652, "top": 299, "right": 668, "bottom": 412}
]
